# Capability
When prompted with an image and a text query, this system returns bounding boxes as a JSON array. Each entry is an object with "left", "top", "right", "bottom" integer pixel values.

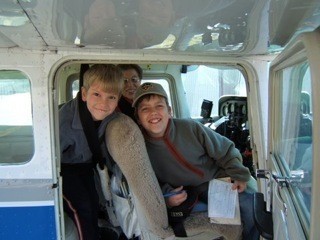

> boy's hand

[
  {"left": 164, "top": 186, "right": 187, "bottom": 207},
  {"left": 231, "top": 180, "right": 247, "bottom": 193}
]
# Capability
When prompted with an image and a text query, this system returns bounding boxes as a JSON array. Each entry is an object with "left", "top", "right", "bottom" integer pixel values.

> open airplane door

[{"left": 257, "top": 28, "right": 320, "bottom": 239}]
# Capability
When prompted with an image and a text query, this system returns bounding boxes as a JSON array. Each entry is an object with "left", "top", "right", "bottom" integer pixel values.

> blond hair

[{"left": 83, "top": 64, "right": 123, "bottom": 95}]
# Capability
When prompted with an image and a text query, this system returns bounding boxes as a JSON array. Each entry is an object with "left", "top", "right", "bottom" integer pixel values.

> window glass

[
  {"left": 182, "top": 65, "right": 246, "bottom": 118},
  {"left": 0, "top": 70, "right": 34, "bottom": 164},
  {"left": 72, "top": 79, "right": 79, "bottom": 98},
  {"left": 277, "top": 61, "right": 312, "bottom": 222}
]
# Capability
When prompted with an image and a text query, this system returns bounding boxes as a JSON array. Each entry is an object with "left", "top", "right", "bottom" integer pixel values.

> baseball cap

[{"left": 132, "top": 82, "right": 168, "bottom": 107}]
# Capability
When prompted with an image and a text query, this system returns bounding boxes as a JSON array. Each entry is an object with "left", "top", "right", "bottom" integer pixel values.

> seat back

[
  {"left": 64, "top": 213, "right": 79, "bottom": 240},
  {"left": 105, "top": 113, "right": 173, "bottom": 239}
]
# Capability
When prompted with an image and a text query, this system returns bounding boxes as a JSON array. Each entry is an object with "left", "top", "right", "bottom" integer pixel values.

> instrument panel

[
  {"left": 221, "top": 101, "right": 247, "bottom": 116},
  {"left": 219, "top": 96, "right": 247, "bottom": 118}
]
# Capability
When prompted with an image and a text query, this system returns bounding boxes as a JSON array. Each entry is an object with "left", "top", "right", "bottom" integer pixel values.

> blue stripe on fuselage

[{"left": 0, "top": 205, "right": 57, "bottom": 240}]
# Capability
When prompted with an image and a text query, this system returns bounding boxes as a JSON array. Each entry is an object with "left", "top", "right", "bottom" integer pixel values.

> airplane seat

[
  {"left": 105, "top": 113, "right": 173, "bottom": 239},
  {"left": 185, "top": 176, "right": 257, "bottom": 240},
  {"left": 105, "top": 113, "right": 247, "bottom": 240},
  {"left": 183, "top": 212, "right": 242, "bottom": 240},
  {"left": 64, "top": 213, "right": 79, "bottom": 240},
  {"left": 199, "top": 99, "right": 214, "bottom": 124},
  {"left": 215, "top": 95, "right": 257, "bottom": 178},
  {"left": 216, "top": 96, "right": 248, "bottom": 151}
]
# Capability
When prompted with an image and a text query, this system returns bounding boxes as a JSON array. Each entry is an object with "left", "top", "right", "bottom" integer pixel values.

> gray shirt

[{"left": 144, "top": 118, "right": 251, "bottom": 190}]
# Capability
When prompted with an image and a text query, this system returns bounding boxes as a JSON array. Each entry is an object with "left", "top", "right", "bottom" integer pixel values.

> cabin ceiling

[{"left": 0, "top": 0, "right": 319, "bottom": 56}]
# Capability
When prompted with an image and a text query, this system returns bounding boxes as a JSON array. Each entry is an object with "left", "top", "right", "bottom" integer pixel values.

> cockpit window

[{"left": 182, "top": 65, "right": 246, "bottom": 118}]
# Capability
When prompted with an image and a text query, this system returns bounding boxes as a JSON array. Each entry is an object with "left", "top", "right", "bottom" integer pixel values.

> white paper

[
  {"left": 208, "top": 179, "right": 241, "bottom": 225},
  {"left": 208, "top": 179, "right": 236, "bottom": 218}
]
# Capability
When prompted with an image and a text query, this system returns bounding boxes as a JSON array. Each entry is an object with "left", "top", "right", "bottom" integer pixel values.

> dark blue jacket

[{"left": 59, "top": 95, "right": 118, "bottom": 165}]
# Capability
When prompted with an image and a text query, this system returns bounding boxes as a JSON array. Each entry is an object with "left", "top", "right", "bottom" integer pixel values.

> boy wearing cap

[{"left": 133, "top": 82, "right": 259, "bottom": 240}]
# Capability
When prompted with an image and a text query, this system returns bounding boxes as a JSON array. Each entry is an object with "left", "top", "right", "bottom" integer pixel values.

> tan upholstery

[
  {"left": 64, "top": 213, "right": 79, "bottom": 240},
  {"left": 105, "top": 113, "right": 173, "bottom": 239},
  {"left": 183, "top": 212, "right": 242, "bottom": 240},
  {"left": 105, "top": 114, "right": 245, "bottom": 240}
]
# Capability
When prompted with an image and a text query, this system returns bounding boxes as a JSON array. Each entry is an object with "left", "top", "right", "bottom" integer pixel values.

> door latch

[{"left": 256, "top": 169, "right": 305, "bottom": 188}]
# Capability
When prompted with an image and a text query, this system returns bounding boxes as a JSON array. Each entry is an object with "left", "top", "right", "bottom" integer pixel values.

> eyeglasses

[{"left": 123, "top": 76, "right": 141, "bottom": 84}]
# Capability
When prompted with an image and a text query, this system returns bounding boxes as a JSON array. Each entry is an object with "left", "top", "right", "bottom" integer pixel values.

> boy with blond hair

[{"left": 59, "top": 64, "right": 123, "bottom": 240}]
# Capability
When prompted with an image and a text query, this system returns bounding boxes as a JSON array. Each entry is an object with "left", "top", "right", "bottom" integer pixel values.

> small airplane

[{"left": 0, "top": 0, "right": 319, "bottom": 239}]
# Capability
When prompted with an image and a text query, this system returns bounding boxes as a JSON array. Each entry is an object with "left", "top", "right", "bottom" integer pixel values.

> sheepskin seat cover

[
  {"left": 183, "top": 212, "right": 242, "bottom": 240},
  {"left": 105, "top": 114, "right": 173, "bottom": 238},
  {"left": 105, "top": 114, "right": 243, "bottom": 240}
]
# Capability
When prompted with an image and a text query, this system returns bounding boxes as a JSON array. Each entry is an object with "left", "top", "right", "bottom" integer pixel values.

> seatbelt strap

[
  {"left": 77, "top": 64, "right": 105, "bottom": 170},
  {"left": 78, "top": 93, "right": 105, "bottom": 170},
  {"left": 168, "top": 182, "right": 209, "bottom": 237},
  {"left": 79, "top": 64, "right": 88, "bottom": 90},
  {"left": 170, "top": 222, "right": 187, "bottom": 237}
]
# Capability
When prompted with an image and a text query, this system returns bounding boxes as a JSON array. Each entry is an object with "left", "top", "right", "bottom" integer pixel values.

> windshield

[{"left": 182, "top": 65, "right": 246, "bottom": 118}]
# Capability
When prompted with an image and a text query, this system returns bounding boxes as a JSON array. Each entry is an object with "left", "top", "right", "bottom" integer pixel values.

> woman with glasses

[{"left": 117, "top": 64, "right": 143, "bottom": 122}]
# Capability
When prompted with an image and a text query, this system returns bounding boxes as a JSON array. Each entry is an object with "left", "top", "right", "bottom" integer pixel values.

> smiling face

[
  {"left": 81, "top": 81, "right": 119, "bottom": 121},
  {"left": 136, "top": 94, "right": 171, "bottom": 138},
  {"left": 122, "top": 68, "right": 141, "bottom": 100}
]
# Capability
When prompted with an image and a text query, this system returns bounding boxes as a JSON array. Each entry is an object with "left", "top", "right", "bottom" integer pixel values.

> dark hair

[{"left": 118, "top": 64, "right": 143, "bottom": 79}]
